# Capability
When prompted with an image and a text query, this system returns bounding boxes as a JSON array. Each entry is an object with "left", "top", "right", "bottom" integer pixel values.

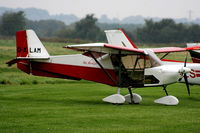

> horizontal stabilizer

[{"left": 6, "top": 57, "right": 49, "bottom": 66}]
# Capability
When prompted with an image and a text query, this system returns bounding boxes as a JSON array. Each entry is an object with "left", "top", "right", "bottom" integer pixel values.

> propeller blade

[
  {"left": 184, "top": 52, "right": 188, "bottom": 67},
  {"left": 183, "top": 52, "right": 191, "bottom": 95},
  {"left": 183, "top": 73, "right": 190, "bottom": 96},
  {"left": 178, "top": 77, "right": 182, "bottom": 82}
]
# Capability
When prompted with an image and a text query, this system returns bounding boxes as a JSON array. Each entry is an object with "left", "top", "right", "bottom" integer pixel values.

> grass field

[{"left": 0, "top": 39, "right": 200, "bottom": 133}]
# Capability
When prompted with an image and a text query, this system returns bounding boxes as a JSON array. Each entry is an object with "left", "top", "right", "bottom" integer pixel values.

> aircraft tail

[
  {"left": 187, "top": 43, "right": 200, "bottom": 63},
  {"left": 7, "top": 30, "right": 50, "bottom": 73},
  {"left": 16, "top": 29, "right": 49, "bottom": 59},
  {"left": 104, "top": 29, "right": 137, "bottom": 48}
]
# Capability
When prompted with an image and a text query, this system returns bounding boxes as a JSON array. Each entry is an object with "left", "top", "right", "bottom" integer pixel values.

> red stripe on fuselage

[
  {"left": 194, "top": 70, "right": 200, "bottom": 77},
  {"left": 162, "top": 59, "right": 184, "bottom": 63},
  {"left": 17, "top": 61, "right": 30, "bottom": 74},
  {"left": 194, "top": 70, "right": 200, "bottom": 73},
  {"left": 31, "top": 61, "right": 117, "bottom": 86},
  {"left": 161, "top": 59, "right": 192, "bottom": 63}
]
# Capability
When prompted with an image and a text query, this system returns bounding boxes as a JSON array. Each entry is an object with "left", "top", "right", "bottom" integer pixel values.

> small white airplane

[{"left": 7, "top": 29, "right": 200, "bottom": 105}]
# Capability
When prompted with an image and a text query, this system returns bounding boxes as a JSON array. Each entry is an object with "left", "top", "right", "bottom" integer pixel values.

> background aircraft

[
  {"left": 7, "top": 29, "right": 200, "bottom": 105},
  {"left": 187, "top": 43, "right": 200, "bottom": 63},
  {"left": 105, "top": 29, "right": 200, "bottom": 92}
]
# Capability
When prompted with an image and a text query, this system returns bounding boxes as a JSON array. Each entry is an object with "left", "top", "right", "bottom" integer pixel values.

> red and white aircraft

[{"left": 7, "top": 29, "right": 200, "bottom": 105}]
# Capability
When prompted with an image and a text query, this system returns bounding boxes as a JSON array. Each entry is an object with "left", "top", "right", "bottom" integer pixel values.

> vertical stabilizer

[
  {"left": 104, "top": 29, "right": 137, "bottom": 48},
  {"left": 16, "top": 29, "right": 49, "bottom": 59},
  {"left": 14, "top": 29, "right": 50, "bottom": 74}
]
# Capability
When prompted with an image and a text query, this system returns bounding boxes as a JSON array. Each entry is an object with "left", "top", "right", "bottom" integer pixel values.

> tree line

[
  {"left": 0, "top": 11, "right": 200, "bottom": 44},
  {"left": 136, "top": 19, "right": 200, "bottom": 43}
]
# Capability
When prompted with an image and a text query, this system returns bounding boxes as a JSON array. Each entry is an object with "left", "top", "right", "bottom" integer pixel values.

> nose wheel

[{"left": 154, "top": 86, "right": 179, "bottom": 105}]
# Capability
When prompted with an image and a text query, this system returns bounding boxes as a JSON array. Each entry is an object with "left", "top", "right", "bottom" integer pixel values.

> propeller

[
  {"left": 184, "top": 53, "right": 191, "bottom": 96},
  {"left": 184, "top": 72, "right": 190, "bottom": 96},
  {"left": 178, "top": 52, "right": 191, "bottom": 96}
]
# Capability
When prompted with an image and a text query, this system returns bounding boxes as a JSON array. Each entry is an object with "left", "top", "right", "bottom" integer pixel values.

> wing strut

[
  {"left": 88, "top": 52, "right": 118, "bottom": 86},
  {"left": 160, "top": 52, "right": 170, "bottom": 59}
]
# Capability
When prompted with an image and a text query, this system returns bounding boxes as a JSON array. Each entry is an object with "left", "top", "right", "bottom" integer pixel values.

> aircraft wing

[
  {"left": 66, "top": 43, "right": 200, "bottom": 55},
  {"left": 65, "top": 43, "right": 145, "bottom": 55},
  {"left": 146, "top": 46, "right": 200, "bottom": 53}
]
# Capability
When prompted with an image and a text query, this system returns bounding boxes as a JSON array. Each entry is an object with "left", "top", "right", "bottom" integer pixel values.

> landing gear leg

[
  {"left": 128, "top": 87, "right": 134, "bottom": 104},
  {"left": 124, "top": 87, "right": 142, "bottom": 104},
  {"left": 163, "top": 85, "right": 168, "bottom": 96},
  {"left": 117, "top": 88, "right": 121, "bottom": 94}
]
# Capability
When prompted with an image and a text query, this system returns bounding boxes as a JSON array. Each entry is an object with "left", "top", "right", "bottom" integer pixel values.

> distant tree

[
  {"left": 136, "top": 18, "right": 200, "bottom": 43},
  {"left": 26, "top": 19, "right": 66, "bottom": 37},
  {"left": 56, "top": 14, "right": 105, "bottom": 41},
  {"left": 137, "top": 19, "right": 158, "bottom": 43},
  {"left": 187, "top": 24, "right": 200, "bottom": 42},
  {"left": 73, "top": 14, "right": 105, "bottom": 41},
  {"left": 97, "top": 23, "right": 142, "bottom": 42},
  {"left": 0, "top": 11, "right": 26, "bottom": 36}
]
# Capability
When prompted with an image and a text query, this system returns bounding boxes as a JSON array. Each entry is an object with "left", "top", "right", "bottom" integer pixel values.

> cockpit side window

[{"left": 121, "top": 55, "right": 153, "bottom": 69}]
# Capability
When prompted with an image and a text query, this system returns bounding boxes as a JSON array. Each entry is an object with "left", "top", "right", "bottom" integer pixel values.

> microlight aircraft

[{"left": 7, "top": 29, "right": 200, "bottom": 105}]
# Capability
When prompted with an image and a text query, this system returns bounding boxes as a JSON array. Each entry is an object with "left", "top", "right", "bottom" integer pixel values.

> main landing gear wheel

[
  {"left": 124, "top": 93, "right": 142, "bottom": 104},
  {"left": 102, "top": 88, "right": 142, "bottom": 104},
  {"left": 102, "top": 88, "right": 125, "bottom": 104},
  {"left": 124, "top": 87, "right": 142, "bottom": 104}
]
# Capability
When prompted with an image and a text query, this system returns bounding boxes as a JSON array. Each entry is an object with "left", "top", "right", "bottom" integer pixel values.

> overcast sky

[{"left": 0, "top": 0, "right": 199, "bottom": 19}]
